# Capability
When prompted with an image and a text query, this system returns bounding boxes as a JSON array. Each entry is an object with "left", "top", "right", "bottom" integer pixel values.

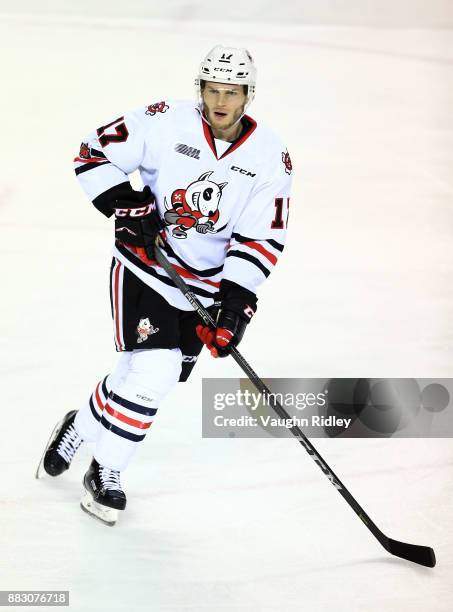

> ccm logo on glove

[
  {"left": 114, "top": 202, "right": 157, "bottom": 218},
  {"left": 111, "top": 185, "right": 164, "bottom": 260}
]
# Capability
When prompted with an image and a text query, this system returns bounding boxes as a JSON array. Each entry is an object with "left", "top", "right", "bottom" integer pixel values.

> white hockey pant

[{"left": 74, "top": 348, "right": 182, "bottom": 471}]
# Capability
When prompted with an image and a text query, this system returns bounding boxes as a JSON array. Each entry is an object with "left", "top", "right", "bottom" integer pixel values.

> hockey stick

[{"left": 154, "top": 244, "right": 436, "bottom": 568}]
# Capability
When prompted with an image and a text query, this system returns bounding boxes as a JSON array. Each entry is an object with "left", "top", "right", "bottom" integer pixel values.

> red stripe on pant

[
  {"left": 104, "top": 403, "right": 153, "bottom": 430},
  {"left": 95, "top": 382, "right": 106, "bottom": 412},
  {"left": 112, "top": 259, "right": 125, "bottom": 351}
]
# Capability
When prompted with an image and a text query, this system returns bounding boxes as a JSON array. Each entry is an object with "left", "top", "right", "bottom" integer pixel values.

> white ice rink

[{"left": 1, "top": 5, "right": 453, "bottom": 611}]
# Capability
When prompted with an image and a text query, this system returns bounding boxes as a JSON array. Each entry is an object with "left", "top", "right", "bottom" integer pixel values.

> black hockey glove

[
  {"left": 91, "top": 182, "right": 164, "bottom": 258},
  {"left": 112, "top": 185, "right": 164, "bottom": 259},
  {"left": 196, "top": 279, "right": 257, "bottom": 358}
]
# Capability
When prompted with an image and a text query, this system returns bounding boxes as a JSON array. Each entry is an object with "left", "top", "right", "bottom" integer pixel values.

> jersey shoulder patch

[
  {"left": 145, "top": 100, "right": 170, "bottom": 116},
  {"left": 142, "top": 98, "right": 196, "bottom": 120},
  {"left": 249, "top": 122, "right": 292, "bottom": 177}
]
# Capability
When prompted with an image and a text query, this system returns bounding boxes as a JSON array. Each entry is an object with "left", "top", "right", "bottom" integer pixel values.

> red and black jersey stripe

[
  {"left": 74, "top": 146, "right": 110, "bottom": 176},
  {"left": 232, "top": 232, "right": 284, "bottom": 253},
  {"left": 226, "top": 250, "right": 271, "bottom": 277},
  {"left": 227, "top": 232, "right": 284, "bottom": 278},
  {"left": 75, "top": 160, "right": 111, "bottom": 176},
  {"left": 116, "top": 241, "right": 219, "bottom": 299},
  {"left": 162, "top": 241, "right": 224, "bottom": 278}
]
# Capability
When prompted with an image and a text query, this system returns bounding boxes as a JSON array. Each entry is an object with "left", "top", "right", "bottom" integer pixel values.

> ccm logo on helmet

[{"left": 114, "top": 203, "right": 156, "bottom": 218}]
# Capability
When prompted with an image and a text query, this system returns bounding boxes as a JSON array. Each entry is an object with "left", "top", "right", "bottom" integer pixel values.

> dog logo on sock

[{"left": 136, "top": 318, "right": 159, "bottom": 343}]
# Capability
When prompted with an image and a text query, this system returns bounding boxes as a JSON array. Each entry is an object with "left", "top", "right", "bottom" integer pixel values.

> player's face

[{"left": 202, "top": 82, "right": 247, "bottom": 137}]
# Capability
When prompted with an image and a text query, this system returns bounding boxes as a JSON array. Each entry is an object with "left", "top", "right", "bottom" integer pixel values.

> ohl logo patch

[
  {"left": 145, "top": 101, "right": 169, "bottom": 116},
  {"left": 163, "top": 171, "right": 228, "bottom": 239}
]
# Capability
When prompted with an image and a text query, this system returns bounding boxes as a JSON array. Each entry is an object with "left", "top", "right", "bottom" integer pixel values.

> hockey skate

[
  {"left": 80, "top": 458, "right": 126, "bottom": 526},
  {"left": 35, "top": 410, "right": 83, "bottom": 479},
  {"left": 171, "top": 227, "right": 188, "bottom": 239}
]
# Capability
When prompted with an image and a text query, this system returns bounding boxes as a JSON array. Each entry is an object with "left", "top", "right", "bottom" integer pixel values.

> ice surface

[{"left": 0, "top": 9, "right": 452, "bottom": 612}]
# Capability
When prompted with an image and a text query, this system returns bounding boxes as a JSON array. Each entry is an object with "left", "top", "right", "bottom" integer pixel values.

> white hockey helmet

[{"left": 195, "top": 45, "right": 257, "bottom": 112}]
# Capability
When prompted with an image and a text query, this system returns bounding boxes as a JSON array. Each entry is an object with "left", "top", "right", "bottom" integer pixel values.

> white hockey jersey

[{"left": 74, "top": 99, "right": 292, "bottom": 310}]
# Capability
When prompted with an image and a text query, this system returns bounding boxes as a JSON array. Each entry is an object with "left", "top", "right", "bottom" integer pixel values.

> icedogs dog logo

[
  {"left": 163, "top": 171, "right": 227, "bottom": 239},
  {"left": 136, "top": 318, "right": 159, "bottom": 343}
]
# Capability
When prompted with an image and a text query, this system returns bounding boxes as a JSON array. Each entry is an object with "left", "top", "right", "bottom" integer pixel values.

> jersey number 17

[{"left": 271, "top": 197, "right": 290, "bottom": 229}]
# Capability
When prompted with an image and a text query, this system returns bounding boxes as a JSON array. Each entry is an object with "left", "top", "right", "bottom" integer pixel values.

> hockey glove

[
  {"left": 112, "top": 185, "right": 164, "bottom": 259},
  {"left": 196, "top": 280, "right": 257, "bottom": 358}
]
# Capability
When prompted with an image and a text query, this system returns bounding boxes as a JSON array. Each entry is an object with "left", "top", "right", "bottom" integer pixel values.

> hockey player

[{"left": 36, "top": 45, "right": 292, "bottom": 525}]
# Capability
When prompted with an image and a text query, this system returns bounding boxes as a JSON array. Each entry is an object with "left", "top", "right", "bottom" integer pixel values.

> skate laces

[
  {"left": 56, "top": 424, "right": 82, "bottom": 463},
  {"left": 99, "top": 466, "right": 122, "bottom": 491}
]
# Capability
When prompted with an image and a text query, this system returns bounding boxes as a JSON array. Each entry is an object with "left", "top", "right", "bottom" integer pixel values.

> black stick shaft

[{"left": 154, "top": 245, "right": 435, "bottom": 568}]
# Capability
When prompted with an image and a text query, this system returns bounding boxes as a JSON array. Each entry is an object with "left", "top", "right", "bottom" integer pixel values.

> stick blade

[{"left": 387, "top": 538, "right": 436, "bottom": 567}]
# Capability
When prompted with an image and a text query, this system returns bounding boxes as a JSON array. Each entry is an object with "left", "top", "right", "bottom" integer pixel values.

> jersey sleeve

[
  {"left": 222, "top": 147, "right": 292, "bottom": 294},
  {"left": 74, "top": 109, "right": 147, "bottom": 201}
]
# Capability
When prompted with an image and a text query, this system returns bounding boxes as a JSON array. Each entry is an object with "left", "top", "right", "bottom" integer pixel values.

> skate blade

[
  {"left": 35, "top": 418, "right": 65, "bottom": 479},
  {"left": 80, "top": 491, "right": 119, "bottom": 526}
]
